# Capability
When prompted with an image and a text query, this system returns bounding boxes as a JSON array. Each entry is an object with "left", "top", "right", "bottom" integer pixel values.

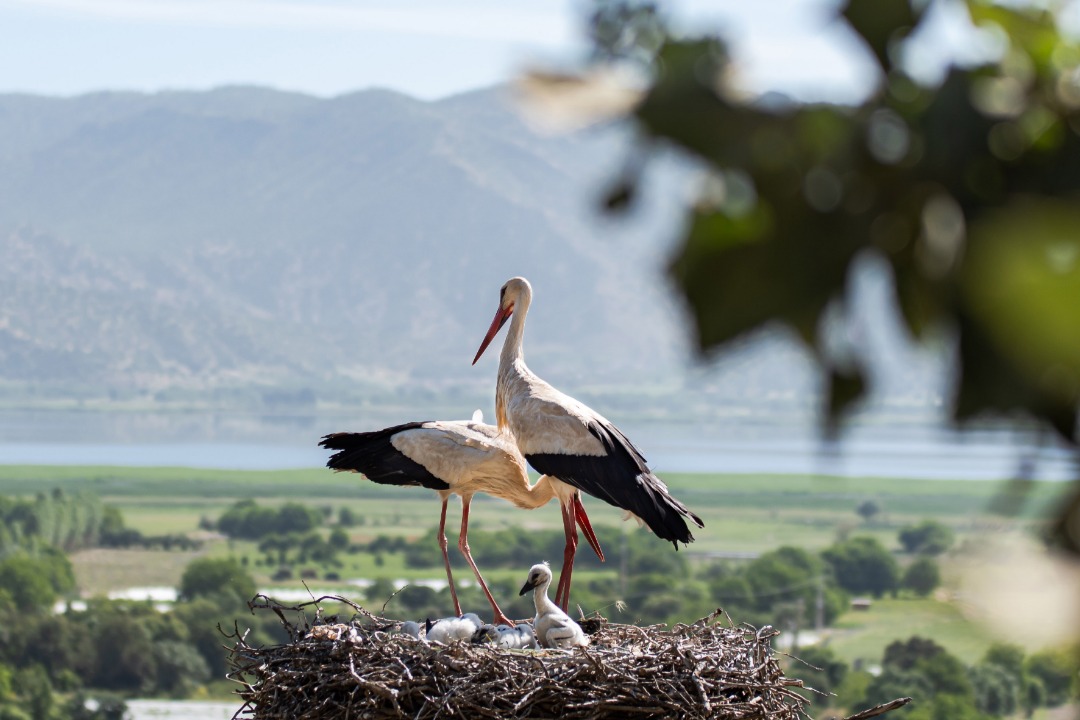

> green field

[
  {"left": 826, "top": 596, "right": 1000, "bottom": 666},
  {"left": 10, "top": 463, "right": 1073, "bottom": 670},
  {"left": 1, "top": 464, "right": 1065, "bottom": 549}
]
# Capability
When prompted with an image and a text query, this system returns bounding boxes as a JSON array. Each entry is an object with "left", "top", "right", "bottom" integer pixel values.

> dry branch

[{"left": 840, "top": 697, "right": 912, "bottom": 720}]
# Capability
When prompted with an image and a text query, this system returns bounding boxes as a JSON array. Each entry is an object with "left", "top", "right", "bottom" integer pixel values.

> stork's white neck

[
  {"left": 494, "top": 283, "right": 532, "bottom": 433},
  {"left": 499, "top": 287, "right": 531, "bottom": 368},
  {"left": 532, "top": 575, "right": 559, "bottom": 615},
  {"left": 525, "top": 475, "right": 557, "bottom": 508},
  {"left": 498, "top": 474, "right": 556, "bottom": 510}
]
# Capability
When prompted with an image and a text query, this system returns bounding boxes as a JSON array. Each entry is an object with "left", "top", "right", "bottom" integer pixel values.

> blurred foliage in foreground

[{"left": 571, "top": 0, "right": 1080, "bottom": 552}]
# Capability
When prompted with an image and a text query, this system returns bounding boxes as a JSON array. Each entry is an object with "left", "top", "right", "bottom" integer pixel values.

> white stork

[
  {"left": 519, "top": 563, "right": 588, "bottom": 648},
  {"left": 319, "top": 411, "right": 603, "bottom": 626},
  {"left": 473, "top": 277, "right": 704, "bottom": 610}
]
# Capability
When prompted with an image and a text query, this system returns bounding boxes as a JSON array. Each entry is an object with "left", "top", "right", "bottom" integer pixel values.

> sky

[{"left": 0, "top": 0, "right": 916, "bottom": 103}]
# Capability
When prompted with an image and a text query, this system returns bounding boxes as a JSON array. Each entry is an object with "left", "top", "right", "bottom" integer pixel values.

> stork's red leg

[
  {"left": 554, "top": 498, "right": 579, "bottom": 611},
  {"left": 458, "top": 498, "right": 514, "bottom": 626},
  {"left": 438, "top": 498, "right": 462, "bottom": 616}
]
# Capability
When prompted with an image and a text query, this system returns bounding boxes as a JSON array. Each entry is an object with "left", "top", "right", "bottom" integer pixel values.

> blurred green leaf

[
  {"left": 890, "top": 260, "right": 942, "bottom": 340},
  {"left": 668, "top": 207, "right": 779, "bottom": 348},
  {"left": 669, "top": 203, "right": 860, "bottom": 351},
  {"left": 590, "top": 0, "right": 1080, "bottom": 551},
  {"left": 966, "top": 1, "right": 1062, "bottom": 73},
  {"left": 1048, "top": 485, "right": 1080, "bottom": 554},
  {"left": 915, "top": 70, "right": 1002, "bottom": 204},
  {"left": 826, "top": 365, "right": 867, "bottom": 434},
  {"left": 634, "top": 40, "right": 763, "bottom": 168},
  {"left": 954, "top": 310, "right": 1077, "bottom": 442},
  {"left": 842, "top": 0, "right": 923, "bottom": 74},
  {"left": 962, "top": 198, "right": 1080, "bottom": 421}
]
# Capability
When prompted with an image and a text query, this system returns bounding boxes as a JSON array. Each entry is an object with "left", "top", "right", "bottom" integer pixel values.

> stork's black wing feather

[
  {"left": 319, "top": 422, "right": 450, "bottom": 491},
  {"left": 526, "top": 419, "right": 703, "bottom": 547}
]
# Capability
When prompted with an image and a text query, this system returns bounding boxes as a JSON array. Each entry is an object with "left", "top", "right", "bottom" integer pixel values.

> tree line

[
  {"left": 0, "top": 489, "right": 105, "bottom": 553},
  {"left": 204, "top": 499, "right": 955, "bottom": 627},
  {"left": 0, "top": 492, "right": 252, "bottom": 718},
  {"left": 0, "top": 488, "right": 199, "bottom": 556},
  {"left": 0, "top": 553, "right": 284, "bottom": 719},
  {"left": 319, "top": 522, "right": 948, "bottom": 628}
]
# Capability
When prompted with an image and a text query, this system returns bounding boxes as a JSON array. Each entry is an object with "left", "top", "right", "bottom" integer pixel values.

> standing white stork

[
  {"left": 472, "top": 277, "right": 704, "bottom": 610},
  {"left": 319, "top": 411, "right": 603, "bottom": 626}
]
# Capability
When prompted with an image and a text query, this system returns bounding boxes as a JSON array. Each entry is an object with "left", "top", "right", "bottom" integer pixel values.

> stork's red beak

[
  {"left": 573, "top": 494, "right": 605, "bottom": 562},
  {"left": 472, "top": 304, "right": 513, "bottom": 365}
]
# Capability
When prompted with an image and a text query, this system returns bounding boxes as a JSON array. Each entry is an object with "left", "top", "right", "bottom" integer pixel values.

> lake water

[
  {"left": 126, "top": 700, "right": 241, "bottom": 720},
  {"left": 73, "top": 578, "right": 444, "bottom": 608},
  {"left": 0, "top": 409, "right": 1073, "bottom": 480}
]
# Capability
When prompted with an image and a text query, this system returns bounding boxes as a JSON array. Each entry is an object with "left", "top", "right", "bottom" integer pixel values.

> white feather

[
  {"left": 493, "top": 623, "right": 538, "bottom": 649},
  {"left": 426, "top": 613, "right": 483, "bottom": 644}
]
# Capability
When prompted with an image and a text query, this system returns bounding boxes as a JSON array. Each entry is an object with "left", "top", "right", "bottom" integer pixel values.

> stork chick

[
  {"left": 426, "top": 613, "right": 484, "bottom": 644},
  {"left": 396, "top": 621, "right": 423, "bottom": 640},
  {"left": 519, "top": 563, "right": 588, "bottom": 649},
  {"left": 474, "top": 622, "right": 539, "bottom": 650}
]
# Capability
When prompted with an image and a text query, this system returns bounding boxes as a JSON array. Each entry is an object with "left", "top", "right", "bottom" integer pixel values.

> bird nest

[{"left": 225, "top": 595, "right": 907, "bottom": 720}]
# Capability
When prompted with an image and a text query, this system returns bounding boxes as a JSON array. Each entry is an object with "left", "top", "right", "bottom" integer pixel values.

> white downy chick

[
  {"left": 425, "top": 613, "right": 484, "bottom": 644},
  {"left": 396, "top": 621, "right": 423, "bottom": 640},
  {"left": 474, "top": 623, "right": 539, "bottom": 650},
  {"left": 519, "top": 563, "right": 588, "bottom": 649}
]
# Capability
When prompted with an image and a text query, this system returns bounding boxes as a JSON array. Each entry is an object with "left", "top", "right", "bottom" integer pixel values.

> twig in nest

[
  {"left": 380, "top": 587, "right": 405, "bottom": 615},
  {"left": 842, "top": 697, "right": 912, "bottom": 720}
]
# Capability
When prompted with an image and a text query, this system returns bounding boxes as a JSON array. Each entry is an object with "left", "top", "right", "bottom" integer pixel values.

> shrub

[
  {"left": 822, "top": 537, "right": 899, "bottom": 597},
  {"left": 901, "top": 557, "right": 940, "bottom": 597},
  {"left": 1025, "top": 647, "right": 1079, "bottom": 706},
  {"left": 898, "top": 520, "right": 954, "bottom": 556},
  {"left": 178, "top": 557, "right": 256, "bottom": 606}
]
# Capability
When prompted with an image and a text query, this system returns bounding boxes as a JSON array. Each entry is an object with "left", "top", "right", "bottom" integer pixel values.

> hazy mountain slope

[
  {"left": 0, "top": 85, "right": 694, "bottom": 399},
  {"left": 0, "top": 229, "right": 318, "bottom": 391},
  {"left": 0, "top": 85, "right": 941, "bottom": 418}
]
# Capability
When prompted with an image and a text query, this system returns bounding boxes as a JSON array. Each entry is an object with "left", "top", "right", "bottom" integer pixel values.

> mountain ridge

[{"left": 0, "top": 84, "right": 940, "bottom": 423}]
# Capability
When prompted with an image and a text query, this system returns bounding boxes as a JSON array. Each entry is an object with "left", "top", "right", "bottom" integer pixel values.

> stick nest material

[{"left": 227, "top": 594, "right": 820, "bottom": 720}]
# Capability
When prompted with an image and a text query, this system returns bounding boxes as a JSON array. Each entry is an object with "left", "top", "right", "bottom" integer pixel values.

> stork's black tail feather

[
  {"left": 319, "top": 422, "right": 449, "bottom": 491},
  {"left": 526, "top": 415, "right": 704, "bottom": 548},
  {"left": 526, "top": 452, "right": 703, "bottom": 547}
]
